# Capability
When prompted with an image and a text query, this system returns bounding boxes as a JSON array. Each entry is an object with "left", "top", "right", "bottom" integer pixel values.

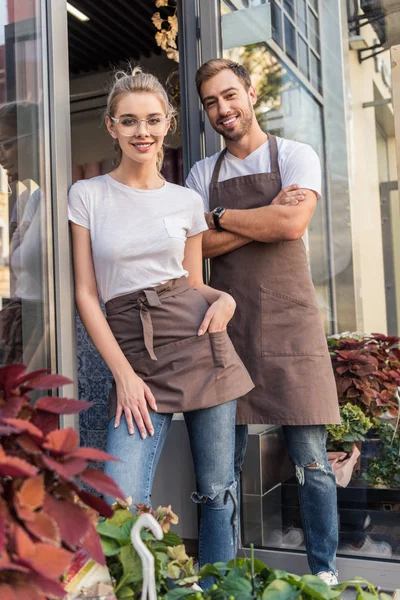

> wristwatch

[{"left": 212, "top": 206, "right": 227, "bottom": 231}]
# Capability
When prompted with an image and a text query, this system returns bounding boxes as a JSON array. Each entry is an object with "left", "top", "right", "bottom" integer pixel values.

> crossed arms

[{"left": 202, "top": 185, "right": 318, "bottom": 259}]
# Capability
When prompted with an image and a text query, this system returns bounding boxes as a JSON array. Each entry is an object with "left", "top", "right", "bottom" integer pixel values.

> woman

[{"left": 68, "top": 68, "right": 253, "bottom": 567}]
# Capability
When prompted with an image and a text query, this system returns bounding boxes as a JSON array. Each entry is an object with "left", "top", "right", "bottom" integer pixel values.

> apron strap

[
  {"left": 268, "top": 134, "right": 279, "bottom": 173},
  {"left": 210, "top": 148, "right": 228, "bottom": 186}
]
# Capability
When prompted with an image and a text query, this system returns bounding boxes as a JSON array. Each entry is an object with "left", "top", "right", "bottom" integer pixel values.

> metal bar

[
  {"left": 359, "top": 47, "right": 386, "bottom": 62},
  {"left": 392, "top": 45, "right": 400, "bottom": 208},
  {"left": 362, "top": 97, "right": 392, "bottom": 108},
  {"left": 46, "top": 0, "right": 79, "bottom": 430}
]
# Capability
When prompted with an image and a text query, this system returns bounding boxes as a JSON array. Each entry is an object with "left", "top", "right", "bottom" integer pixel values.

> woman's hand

[
  {"left": 198, "top": 292, "right": 236, "bottom": 335},
  {"left": 114, "top": 371, "right": 157, "bottom": 437}
]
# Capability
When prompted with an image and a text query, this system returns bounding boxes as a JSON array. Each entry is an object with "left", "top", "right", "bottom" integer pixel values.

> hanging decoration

[{"left": 152, "top": 0, "right": 179, "bottom": 62}]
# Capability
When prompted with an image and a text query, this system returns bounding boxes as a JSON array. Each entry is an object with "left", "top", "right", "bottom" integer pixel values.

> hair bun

[{"left": 131, "top": 66, "right": 143, "bottom": 78}]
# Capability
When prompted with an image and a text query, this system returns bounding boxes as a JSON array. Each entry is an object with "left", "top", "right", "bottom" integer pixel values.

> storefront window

[
  {"left": 0, "top": 1, "right": 52, "bottom": 372},
  {"left": 220, "top": 0, "right": 400, "bottom": 576}
]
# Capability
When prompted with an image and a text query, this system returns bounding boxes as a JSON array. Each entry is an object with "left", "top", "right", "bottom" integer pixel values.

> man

[{"left": 186, "top": 58, "right": 341, "bottom": 585}]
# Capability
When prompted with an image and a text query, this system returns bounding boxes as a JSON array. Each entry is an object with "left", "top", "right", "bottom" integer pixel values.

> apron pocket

[
  {"left": 260, "top": 286, "right": 326, "bottom": 357},
  {"left": 209, "top": 330, "right": 232, "bottom": 368}
]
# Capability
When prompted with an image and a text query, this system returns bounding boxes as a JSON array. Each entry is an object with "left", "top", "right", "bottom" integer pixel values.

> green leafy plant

[
  {"left": 327, "top": 403, "right": 373, "bottom": 453},
  {"left": 164, "top": 552, "right": 390, "bottom": 600},
  {"left": 364, "top": 419, "right": 400, "bottom": 487},
  {"left": 97, "top": 501, "right": 197, "bottom": 599},
  {"left": 0, "top": 363, "right": 123, "bottom": 599},
  {"left": 327, "top": 333, "right": 400, "bottom": 418}
]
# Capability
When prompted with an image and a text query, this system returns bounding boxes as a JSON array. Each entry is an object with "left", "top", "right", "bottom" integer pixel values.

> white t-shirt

[
  {"left": 186, "top": 137, "right": 321, "bottom": 212},
  {"left": 68, "top": 174, "right": 207, "bottom": 303}
]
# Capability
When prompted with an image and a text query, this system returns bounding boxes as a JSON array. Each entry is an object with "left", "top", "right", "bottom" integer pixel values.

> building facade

[{"left": 0, "top": 0, "right": 399, "bottom": 589}]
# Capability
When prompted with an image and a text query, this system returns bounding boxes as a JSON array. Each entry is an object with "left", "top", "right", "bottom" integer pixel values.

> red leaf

[
  {"left": 81, "top": 521, "right": 105, "bottom": 566},
  {"left": 0, "top": 397, "right": 24, "bottom": 419},
  {"left": 43, "top": 428, "right": 78, "bottom": 455},
  {"left": 12, "top": 368, "right": 48, "bottom": 387},
  {"left": 19, "top": 541, "right": 73, "bottom": 579},
  {"left": 0, "top": 456, "right": 38, "bottom": 478},
  {"left": 18, "top": 475, "right": 46, "bottom": 511},
  {"left": 0, "top": 424, "right": 21, "bottom": 435},
  {"left": 0, "top": 583, "right": 17, "bottom": 600},
  {"left": 0, "top": 515, "right": 7, "bottom": 551},
  {"left": 30, "top": 410, "right": 59, "bottom": 436},
  {"left": 29, "top": 572, "right": 66, "bottom": 598},
  {"left": 18, "top": 373, "right": 72, "bottom": 391},
  {"left": 42, "top": 455, "right": 87, "bottom": 479},
  {"left": 68, "top": 447, "right": 120, "bottom": 463},
  {"left": 35, "top": 396, "right": 93, "bottom": 414},
  {"left": 17, "top": 435, "right": 42, "bottom": 455},
  {"left": 43, "top": 495, "right": 90, "bottom": 548},
  {"left": 3, "top": 418, "right": 43, "bottom": 440},
  {"left": 9, "top": 581, "right": 45, "bottom": 600},
  {"left": 0, "top": 363, "right": 26, "bottom": 389},
  {"left": 75, "top": 490, "right": 114, "bottom": 518},
  {"left": 25, "top": 511, "right": 61, "bottom": 545},
  {"left": 79, "top": 469, "right": 125, "bottom": 500}
]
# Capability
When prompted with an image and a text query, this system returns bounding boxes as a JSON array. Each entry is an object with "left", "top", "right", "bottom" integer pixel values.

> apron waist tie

[{"left": 139, "top": 289, "right": 162, "bottom": 361}]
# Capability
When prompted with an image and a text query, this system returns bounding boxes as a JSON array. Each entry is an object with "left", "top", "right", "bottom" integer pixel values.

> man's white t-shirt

[
  {"left": 186, "top": 137, "right": 321, "bottom": 212},
  {"left": 68, "top": 174, "right": 207, "bottom": 303}
]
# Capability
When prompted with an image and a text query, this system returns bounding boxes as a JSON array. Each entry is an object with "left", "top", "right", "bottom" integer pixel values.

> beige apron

[
  {"left": 209, "top": 135, "right": 340, "bottom": 426},
  {"left": 105, "top": 276, "right": 254, "bottom": 419}
]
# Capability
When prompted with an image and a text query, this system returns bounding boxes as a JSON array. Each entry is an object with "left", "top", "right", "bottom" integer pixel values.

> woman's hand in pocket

[
  {"left": 114, "top": 370, "right": 157, "bottom": 437},
  {"left": 198, "top": 292, "right": 236, "bottom": 335}
]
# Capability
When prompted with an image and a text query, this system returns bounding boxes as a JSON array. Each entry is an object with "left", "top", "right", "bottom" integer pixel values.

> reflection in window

[
  {"left": 271, "top": 0, "right": 284, "bottom": 48},
  {"left": 284, "top": 15, "right": 297, "bottom": 64}
]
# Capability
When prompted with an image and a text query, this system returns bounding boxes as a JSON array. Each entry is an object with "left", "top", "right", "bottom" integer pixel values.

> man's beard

[{"left": 213, "top": 103, "right": 254, "bottom": 142}]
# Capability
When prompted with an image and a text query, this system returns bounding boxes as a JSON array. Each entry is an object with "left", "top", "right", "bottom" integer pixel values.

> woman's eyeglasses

[
  {"left": 0, "top": 133, "right": 32, "bottom": 152},
  {"left": 110, "top": 116, "right": 170, "bottom": 137}
]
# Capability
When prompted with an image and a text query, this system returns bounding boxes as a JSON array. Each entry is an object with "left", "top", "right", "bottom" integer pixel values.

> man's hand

[{"left": 271, "top": 184, "right": 306, "bottom": 206}]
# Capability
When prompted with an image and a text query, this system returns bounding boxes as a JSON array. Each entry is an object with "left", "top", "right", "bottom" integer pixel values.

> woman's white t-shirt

[{"left": 68, "top": 174, "right": 207, "bottom": 303}]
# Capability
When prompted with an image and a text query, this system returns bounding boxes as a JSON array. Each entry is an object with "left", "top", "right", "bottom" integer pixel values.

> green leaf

[
  {"left": 198, "top": 564, "right": 224, "bottom": 581},
  {"left": 220, "top": 575, "right": 253, "bottom": 600},
  {"left": 116, "top": 586, "right": 134, "bottom": 599},
  {"left": 163, "top": 588, "right": 196, "bottom": 600},
  {"left": 100, "top": 536, "right": 122, "bottom": 556},
  {"left": 298, "top": 575, "right": 342, "bottom": 599},
  {"left": 167, "top": 545, "right": 190, "bottom": 561},
  {"left": 168, "top": 562, "right": 182, "bottom": 579},
  {"left": 356, "top": 594, "right": 379, "bottom": 600},
  {"left": 163, "top": 531, "right": 183, "bottom": 546},
  {"left": 97, "top": 521, "right": 132, "bottom": 542},
  {"left": 262, "top": 580, "right": 301, "bottom": 600},
  {"left": 120, "top": 544, "right": 142, "bottom": 577},
  {"left": 109, "top": 509, "right": 137, "bottom": 527}
]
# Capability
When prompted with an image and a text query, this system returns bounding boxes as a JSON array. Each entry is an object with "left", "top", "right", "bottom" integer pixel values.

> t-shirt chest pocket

[{"left": 163, "top": 217, "right": 188, "bottom": 240}]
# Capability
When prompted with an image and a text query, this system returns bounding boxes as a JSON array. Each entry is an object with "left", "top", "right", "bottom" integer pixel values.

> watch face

[{"left": 214, "top": 206, "right": 225, "bottom": 217}]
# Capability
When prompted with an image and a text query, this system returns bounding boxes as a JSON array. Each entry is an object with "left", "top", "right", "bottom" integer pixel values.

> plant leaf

[
  {"left": 43, "top": 495, "right": 90, "bottom": 548},
  {"left": 24, "top": 511, "right": 61, "bottom": 545},
  {"left": 29, "top": 410, "right": 59, "bottom": 436},
  {"left": 0, "top": 455, "right": 38, "bottom": 478},
  {"left": 75, "top": 490, "right": 114, "bottom": 518},
  {"left": 2, "top": 418, "right": 43, "bottom": 440},
  {"left": 79, "top": 468, "right": 125, "bottom": 500},
  {"left": 17, "top": 475, "right": 45, "bottom": 511},
  {"left": 68, "top": 447, "right": 119, "bottom": 462},
  {"left": 42, "top": 455, "right": 88, "bottom": 479},
  {"left": 262, "top": 580, "right": 301, "bottom": 600},
  {"left": 81, "top": 521, "right": 105, "bottom": 566},
  {"left": 35, "top": 396, "right": 93, "bottom": 414},
  {"left": 43, "top": 428, "right": 79, "bottom": 455}
]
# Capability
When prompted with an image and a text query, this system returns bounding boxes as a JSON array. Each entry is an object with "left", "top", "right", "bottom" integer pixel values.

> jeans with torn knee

[
  {"left": 105, "top": 400, "right": 238, "bottom": 570},
  {"left": 235, "top": 424, "right": 338, "bottom": 576}
]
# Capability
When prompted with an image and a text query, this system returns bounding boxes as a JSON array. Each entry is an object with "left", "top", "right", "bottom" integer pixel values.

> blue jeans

[
  {"left": 235, "top": 424, "right": 338, "bottom": 575},
  {"left": 105, "top": 400, "right": 237, "bottom": 568}
]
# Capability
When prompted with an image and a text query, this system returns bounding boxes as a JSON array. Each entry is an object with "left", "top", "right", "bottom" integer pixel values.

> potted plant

[
  {"left": 326, "top": 403, "right": 373, "bottom": 486},
  {"left": 0, "top": 363, "right": 124, "bottom": 599},
  {"left": 363, "top": 419, "right": 400, "bottom": 488}
]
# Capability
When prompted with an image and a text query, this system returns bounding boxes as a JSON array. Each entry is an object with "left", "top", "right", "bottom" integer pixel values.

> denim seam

[{"left": 145, "top": 414, "right": 168, "bottom": 505}]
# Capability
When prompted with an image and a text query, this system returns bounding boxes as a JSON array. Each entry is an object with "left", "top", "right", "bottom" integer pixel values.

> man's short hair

[{"left": 196, "top": 58, "right": 252, "bottom": 99}]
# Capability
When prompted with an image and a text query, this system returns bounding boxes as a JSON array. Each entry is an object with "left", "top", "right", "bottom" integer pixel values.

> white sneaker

[
  {"left": 267, "top": 528, "right": 304, "bottom": 548},
  {"left": 316, "top": 572, "right": 339, "bottom": 585},
  {"left": 344, "top": 535, "right": 392, "bottom": 558}
]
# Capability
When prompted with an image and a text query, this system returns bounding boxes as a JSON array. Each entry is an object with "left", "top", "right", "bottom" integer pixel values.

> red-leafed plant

[
  {"left": 327, "top": 333, "right": 400, "bottom": 418},
  {"left": 0, "top": 363, "right": 124, "bottom": 600}
]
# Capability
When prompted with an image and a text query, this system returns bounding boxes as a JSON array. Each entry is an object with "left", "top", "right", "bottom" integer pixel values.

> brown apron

[
  {"left": 105, "top": 276, "right": 254, "bottom": 419},
  {"left": 209, "top": 135, "right": 340, "bottom": 426}
]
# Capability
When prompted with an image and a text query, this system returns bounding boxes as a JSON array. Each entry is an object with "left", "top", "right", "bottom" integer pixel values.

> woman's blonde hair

[{"left": 105, "top": 67, "right": 176, "bottom": 172}]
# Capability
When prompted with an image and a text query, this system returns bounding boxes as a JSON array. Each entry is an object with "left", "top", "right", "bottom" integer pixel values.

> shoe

[
  {"left": 316, "top": 572, "right": 339, "bottom": 585},
  {"left": 267, "top": 528, "right": 304, "bottom": 548},
  {"left": 344, "top": 535, "right": 392, "bottom": 558}
]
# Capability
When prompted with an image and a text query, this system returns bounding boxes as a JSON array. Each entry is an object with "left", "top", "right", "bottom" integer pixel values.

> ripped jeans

[
  {"left": 235, "top": 424, "right": 338, "bottom": 576},
  {"left": 105, "top": 400, "right": 237, "bottom": 568}
]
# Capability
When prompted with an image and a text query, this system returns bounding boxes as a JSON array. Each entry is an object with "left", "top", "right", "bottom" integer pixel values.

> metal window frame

[{"left": 46, "top": 0, "right": 78, "bottom": 429}]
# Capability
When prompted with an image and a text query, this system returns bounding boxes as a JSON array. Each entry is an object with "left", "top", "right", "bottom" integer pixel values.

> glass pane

[
  {"left": 309, "top": 0, "right": 318, "bottom": 12},
  {"left": 283, "top": 0, "right": 295, "bottom": 19},
  {"left": 308, "top": 6, "right": 320, "bottom": 53},
  {"left": 271, "top": 0, "right": 283, "bottom": 49},
  {"left": 0, "top": 1, "right": 51, "bottom": 371},
  {"left": 298, "top": 34, "right": 309, "bottom": 78},
  {"left": 310, "top": 50, "right": 322, "bottom": 92},
  {"left": 284, "top": 15, "right": 297, "bottom": 64},
  {"left": 296, "top": 0, "right": 307, "bottom": 36}
]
